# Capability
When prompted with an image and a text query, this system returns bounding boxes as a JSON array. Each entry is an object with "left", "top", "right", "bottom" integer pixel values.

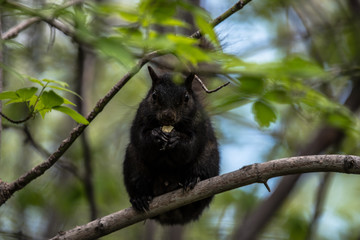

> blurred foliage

[
  {"left": 0, "top": 0, "right": 360, "bottom": 239},
  {"left": 0, "top": 78, "right": 88, "bottom": 124}
]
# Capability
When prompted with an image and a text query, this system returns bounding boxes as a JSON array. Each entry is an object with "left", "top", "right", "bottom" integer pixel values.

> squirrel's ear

[
  {"left": 185, "top": 73, "right": 195, "bottom": 90},
  {"left": 148, "top": 66, "right": 160, "bottom": 85}
]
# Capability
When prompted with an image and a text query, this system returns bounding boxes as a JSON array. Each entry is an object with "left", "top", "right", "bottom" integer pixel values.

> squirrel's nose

[{"left": 160, "top": 110, "right": 176, "bottom": 125}]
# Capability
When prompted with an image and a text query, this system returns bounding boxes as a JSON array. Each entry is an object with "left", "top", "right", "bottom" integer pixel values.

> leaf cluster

[
  {"left": 211, "top": 55, "right": 358, "bottom": 132},
  {"left": 89, "top": 0, "right": 218, "bottom": 66},
  {"left": 0, "top": 78, "right": 88, "bottom": 124}
]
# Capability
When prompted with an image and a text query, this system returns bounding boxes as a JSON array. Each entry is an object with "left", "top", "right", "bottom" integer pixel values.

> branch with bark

[
  {"left": 50, "top": 155, "right": 360, "bottom": 240},
  {"left": 1, "top": 0, "right": 84, "bottom": 40}
]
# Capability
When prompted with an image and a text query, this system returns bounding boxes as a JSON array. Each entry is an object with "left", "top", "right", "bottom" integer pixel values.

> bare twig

[
  {"left": 191, "top": 0, "right": 251, "bottom": 39},
  {"left": 50, "top": 155, "right": 360, "bottom": 240},
  {"left": 0, "top": 112, "right": 33, "bottom": 124},
  {"left": 194, "top": 75, "right": 230, "bottom": 93},
  {"left": 0, "top": 0, "right": 251, "bottom": 207}
]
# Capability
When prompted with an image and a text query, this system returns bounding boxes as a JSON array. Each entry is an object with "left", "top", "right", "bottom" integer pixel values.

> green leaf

[
  {"left": 33, "top": 98, "right": 45, "bottom": 113},
  {"left": 48, "top": 85, "right": 82, "bottom": 99},
  {"left": 237, "top": 76, "right": 265, "bottom": 95},
  {"left": 40, "top": 90, "right": 64, "bottom": 108},
  {"left": 195, "top": 14, "right": 218, "bottom": 44},
  {"left": 16, "top": 87, "right": 38, "bottom": 101},
  {"left": 174, "top": 44, "right": 210, "bottom": 65},
  {"left": 166, "top": 34, "right": 198, "bottom": 45},
  {"left": 39, "top": 109, "right": 51, "bottom": 119},
  {"left": 61, "top": 97, "right": 76, "bottom": 106},
  {"left": 326, "top": 112, "right": 353, "bottom": 129},
  {"left": 116, "top": 9, "right": 139, "bottom": 23},
  {"left": 53, "top": 106, "right": 89, "bottom": 125},
  {"left": 139, "top": 0, "right": 177, "bottom": 26},
  {"left": 210, "top": 95, "right": 250, "bottom": 114},
  {"left": 252, "top": 100, "right": 277, "bottom": 127},
  {"left": 42, "top": 79, "right": 69, "bottom": 88},
  {"left": 96, "top": 37, "right": 134, "bottom": 66},
  {"left": 29, "top": 95, "right": 39, "bottom": 108},
  {"left": 158, "top": 18, "right": 189, "bottom": 28},
  {"left": 264, "top": 89, "right": 292, "bottom": 104},
  {"left": 284, "top": 56, "right": 325, "bottom": 78},
  {"left": 0, "top": 91, "right": 18, "bottom": 100},
  {"left": 29, "top": 77, "right": 45, "bottom": 87},
  {"left": 5, "top": 98, "right": 25, "bottom": 105}
]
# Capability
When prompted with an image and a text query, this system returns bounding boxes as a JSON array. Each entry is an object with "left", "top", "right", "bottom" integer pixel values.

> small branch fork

[
  {"left": 50, "top": 155, "right": 360, "bottom": 240},
  {"left": 194, "top": 75, "right": 230, "bottom": 93}
]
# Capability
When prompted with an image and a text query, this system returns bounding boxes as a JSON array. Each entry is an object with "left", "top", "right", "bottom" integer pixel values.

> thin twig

[
  {"left": 50, "top": 155, "right": 360, "bottom": 240},
  {"left": 0, "top": 111, "right": 33, "bottom": 124},
  {"left": 191, "top": 0, "right": 250, "bottom": 38},
  {"left": 194, "top": 75, "right": 230, "bottom": 93}
]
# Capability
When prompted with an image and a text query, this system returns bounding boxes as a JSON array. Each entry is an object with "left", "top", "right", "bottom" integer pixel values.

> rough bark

[{"left": 50, "top": 155, "right": 360, "bottom": 240}]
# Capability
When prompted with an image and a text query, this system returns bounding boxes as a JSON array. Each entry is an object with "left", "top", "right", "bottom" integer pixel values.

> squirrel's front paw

[
  {"left": 152, "top": 128, "right": 169, "bottom": 147},
  {"left": 166, "top": 134, "right": 180, "bottom": 150},
  {"left": 181, "top": 177, "right": 201, "bottom": 192}
]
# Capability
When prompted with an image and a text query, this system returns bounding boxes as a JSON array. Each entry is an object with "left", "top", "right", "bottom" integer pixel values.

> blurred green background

[{"left": 1, "top": 0, "right": 360, "bottom": 239}]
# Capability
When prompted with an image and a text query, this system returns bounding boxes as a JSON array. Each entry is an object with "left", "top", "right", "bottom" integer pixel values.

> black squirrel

[{"left": 123, "top": 66, "right": 220, "bottom": 225}]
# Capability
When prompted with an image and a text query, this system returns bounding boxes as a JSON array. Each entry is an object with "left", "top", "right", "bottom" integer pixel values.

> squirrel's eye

[
  {"left": 184, "top": 93, "right": 189, "bottom": 102},
  {"left": 152, "top": 91, "right": 158, "bottom": 101}
]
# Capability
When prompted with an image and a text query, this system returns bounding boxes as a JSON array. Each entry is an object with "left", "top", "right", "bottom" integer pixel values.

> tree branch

[
  {"left": 2, "top": 17, "right": 40, "bottom": 40},
  {"left": 49, "top": 155, "right": 360, "bottom": 240},
  {"left": 191, "top": 0, "right": 251, "bottom": 38},
  {"left": 194, "top": 75, "right": 230, "bottom": 93},
  {"left": 0, "top": 0, "right": 250, "bottom": 206},
  {"left": 233, "top": 76, "right": 360, "bottom": 240},
  {"left": 1, "top": 0, "right": 84, "bottom": 40},
  {"left": 0, "top": 111, "right": 33, "bottom": 124}
]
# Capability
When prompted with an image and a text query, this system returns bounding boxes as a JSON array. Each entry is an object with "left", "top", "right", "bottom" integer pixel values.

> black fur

[{"left": 123, "top": 66, "right": 220, "bottom": 225}]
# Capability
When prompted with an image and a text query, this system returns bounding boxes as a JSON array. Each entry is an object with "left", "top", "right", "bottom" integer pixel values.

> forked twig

[{"left": 194, "top": 75, "right": 230, "bottom": 93}]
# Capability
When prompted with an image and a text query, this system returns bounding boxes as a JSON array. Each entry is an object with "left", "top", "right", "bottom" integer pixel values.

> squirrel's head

[{"left": 146, "top": 66, "right": 197, "bottom": 126}]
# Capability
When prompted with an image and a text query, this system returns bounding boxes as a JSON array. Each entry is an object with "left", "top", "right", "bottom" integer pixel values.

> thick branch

[
  {"left": 2, "top": 17, "right": 40, "bottom": 40},
  {"left": 0, "top": 0, "right": 249, "bottom": 206},
  {"left": 50, "top": 155, "right": 360, "bottom": 240},
  {"left": 234, "top": 77, "right": 360, "bottom": 240}
]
